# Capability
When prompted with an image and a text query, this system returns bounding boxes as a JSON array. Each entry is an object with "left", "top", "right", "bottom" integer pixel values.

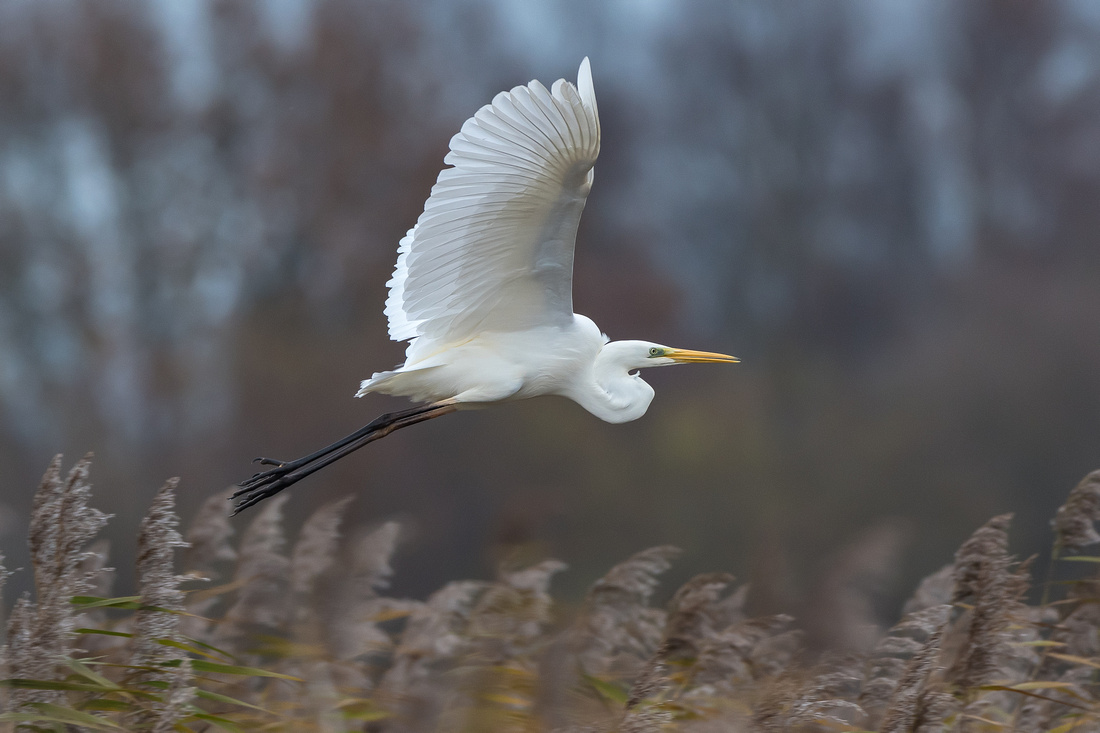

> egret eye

[{"left": 648, "top": 347, "right": 662, "bottom": 357}]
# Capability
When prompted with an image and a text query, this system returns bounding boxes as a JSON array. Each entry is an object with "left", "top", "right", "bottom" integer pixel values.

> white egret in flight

[{"left": 232, "top": 58, "right": 737, "bottom": 515}]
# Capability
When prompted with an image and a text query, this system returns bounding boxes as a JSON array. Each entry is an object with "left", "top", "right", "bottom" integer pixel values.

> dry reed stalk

[
  {"left": 878, "top": 621, "right": 950, "bottom": 733},
  {"left": 658, "top": 572, "right": 777, "bottom": 707},
  {"left": 298, "top": 659, "right": 344, "bottom": 733},
  {"left": 948, "top": 514, "right": 1019, "bottom": 689},
  {"left": 282, "top": 497, "right": 380, "bottom": 696},
  {"left": 466, "top": 559, "right": 567, "bottom": 662},
  {"left": 290, "top": 496, "right": 353, "bottom": 599},
  {"left": 864, "top": 604, "right": 951, "bottom": 730},
  {"left": 747, "top": 623, "right": 805, "bottom": 682},
  {"left": 910, "top": 687, "right": 957, "bottom": 733},
  {"left": 377, "top": 580, "right": 487, "bottom": 731},
  {"left": 752, "top": 673, "right": 803, "bottom": 732},
  {"left": 0, "top": 554, "right": 11, "bottom": 714},
  {"left": 71, "top": 538, "right": 118, "bottom": 654},
  {"left": 754, "top": 655, "right": 867, "bottom": 731},
  {"left": 127, "top": 479, "right": 194, "bottom": 732},
  {"left": 327, "top": 521, "right": 410, "bottom": 666},
  {"left": 662, "top": 572, "right": 737, "bottom": 664},
  {"left": 613, "top": 639, "right": 674, "bottom": 733},
  {"left": 807, "top": 652, "right": 864, "bottom": 702},
  {"left": 690, "top": 612, "right": 796, "bottom": 689},
  {"left": 286, "top": 496, "right": 358, "bottom": 679},
  {"left": 951, "top": 519, "right": 1038, "bottom": 732},
  {"left": 67, "top": 540, "right": 127, "bottom": 666},
  {"left": 179, "top": 488, "right": 238, "bottom": 641},
  {"left": 572, "top": 546, "right": 681, "bottom": 678},
  {"left": 1014, "top": 574, "right": 1100, "bottom": 730},
  {"left": 220, "top": 492, "right": 291, "bottom": 640},
  {"left": 786, "top": 698, "right": 866, "bottom": 732},
  {"left": 2, "top": 598, "right": 35, "bottom": 710},
  {"left": 951, "top": 513, "right": 1012, "bottom": 604},
  {"left": 625, "top": 642, "right": 670, "bottom": 710},
  {"left": 862, "top": 598, "right": 950, "bottom": 726},
  {"left": 184, "top": 488, "right": 238, "bottom": 572},
  {"left": 431, "top": 561, "right": 570, "bottom": 732},
  {"left": 0, "top": 548, "right": 7, "bottom": 660},
  {"left": 619, "top": 705, "right": 672, "bottom": 733},
  {"left": 1052, "top": 470, "right": 1100, "bottom": 552},
  {"left": 7, "top": 455, "right": 110, "bottom": 708},
  {"left": 1058, "top": 582, "right": 1100, "bottom": 659},
  {"left": 1014, "top": 665, "right": 1095, "bottom": 732},
  {"left": 351, "top": 519, "right": 401, "bottom": 589}
]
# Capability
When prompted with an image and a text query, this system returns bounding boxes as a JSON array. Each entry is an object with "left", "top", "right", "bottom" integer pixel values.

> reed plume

[
  {"left": 127, "top": 479, "right": 194, "bottom": 732},
  {"left": 3, "top": 455, "right": 1100, "bottom": 732}
]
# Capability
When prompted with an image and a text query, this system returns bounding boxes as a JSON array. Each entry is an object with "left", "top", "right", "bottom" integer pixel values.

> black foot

[
  {"left": 230, "top": 400, "right": 460, "bottom": 517},
  {"left": 230, "top": 461, "right": 300, "bottom": 515}
]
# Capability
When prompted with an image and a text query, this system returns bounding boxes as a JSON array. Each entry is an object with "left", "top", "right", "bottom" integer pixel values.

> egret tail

[{"left": 230, "top": 399, "right": 459, "bottom": 515}]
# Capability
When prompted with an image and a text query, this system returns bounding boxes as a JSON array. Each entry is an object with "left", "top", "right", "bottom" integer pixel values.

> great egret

[{"left": 231, "top": 58, "right": 737, "bottom": 515}]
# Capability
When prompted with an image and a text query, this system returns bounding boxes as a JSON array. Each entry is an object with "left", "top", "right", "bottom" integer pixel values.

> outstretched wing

[{"left": 385, "top": 58, "right": 601, "bottom": 344}]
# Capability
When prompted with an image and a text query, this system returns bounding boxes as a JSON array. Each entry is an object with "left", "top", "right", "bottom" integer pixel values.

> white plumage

[
  {"left": 357, "top": 58, "right": 736, "bottom": 420},
  {"left": 232, "top": 59, "right": 736, "bottom": 515}
]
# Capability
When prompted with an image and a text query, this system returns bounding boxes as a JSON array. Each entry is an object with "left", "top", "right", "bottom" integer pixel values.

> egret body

[{"left": 232, "top": 58, "right": 737, "bottom": 514}]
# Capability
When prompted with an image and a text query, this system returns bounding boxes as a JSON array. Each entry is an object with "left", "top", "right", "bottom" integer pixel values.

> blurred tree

[{"left": 0, "top": 0, "right": 1098, "bottom": 620}]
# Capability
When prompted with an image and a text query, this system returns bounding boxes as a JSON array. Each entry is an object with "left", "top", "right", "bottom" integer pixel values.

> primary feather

[{"left": 383, "top": 57, "right": 600, "bottom": 346}]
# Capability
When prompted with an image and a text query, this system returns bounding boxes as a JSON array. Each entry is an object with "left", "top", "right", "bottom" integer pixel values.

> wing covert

[{"left": 385, "top": 58, "right": 601, "bottom": 344}]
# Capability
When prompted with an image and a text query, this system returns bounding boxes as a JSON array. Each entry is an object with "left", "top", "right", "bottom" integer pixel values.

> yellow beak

[{"left": 665, "top": 348, "right": 740, "bottom": 364}]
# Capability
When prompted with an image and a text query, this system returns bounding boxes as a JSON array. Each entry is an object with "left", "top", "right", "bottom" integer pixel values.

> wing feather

[{"left": 385, "top": 58, "right": 601, "bottom": 344}]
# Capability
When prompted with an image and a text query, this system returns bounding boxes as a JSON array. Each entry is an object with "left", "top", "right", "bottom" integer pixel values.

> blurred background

[{"left": 1, "top": 0, "right": 1099, "bottom": 635}]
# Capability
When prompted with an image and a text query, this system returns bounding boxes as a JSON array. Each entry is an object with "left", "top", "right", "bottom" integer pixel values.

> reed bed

[{"left": 2, "top": 457, "right": 1099, "bottom": 732}]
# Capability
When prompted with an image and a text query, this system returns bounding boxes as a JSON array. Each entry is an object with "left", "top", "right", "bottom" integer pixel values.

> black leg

[{"left": 229, "top": 400, "right": 458, "bottom": 516}]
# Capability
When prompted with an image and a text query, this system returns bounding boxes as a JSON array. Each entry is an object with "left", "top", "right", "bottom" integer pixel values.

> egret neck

[{"left": 573, "top": 340, "right": 657, "bottom": 424}]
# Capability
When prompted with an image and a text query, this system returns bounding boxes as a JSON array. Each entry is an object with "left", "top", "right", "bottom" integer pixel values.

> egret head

[
  {"left": 602, "top": 336, "right": 739, "bottom": 372},
  {"left": 609, "top": 341, "right": 740, "bottom": 371}
]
